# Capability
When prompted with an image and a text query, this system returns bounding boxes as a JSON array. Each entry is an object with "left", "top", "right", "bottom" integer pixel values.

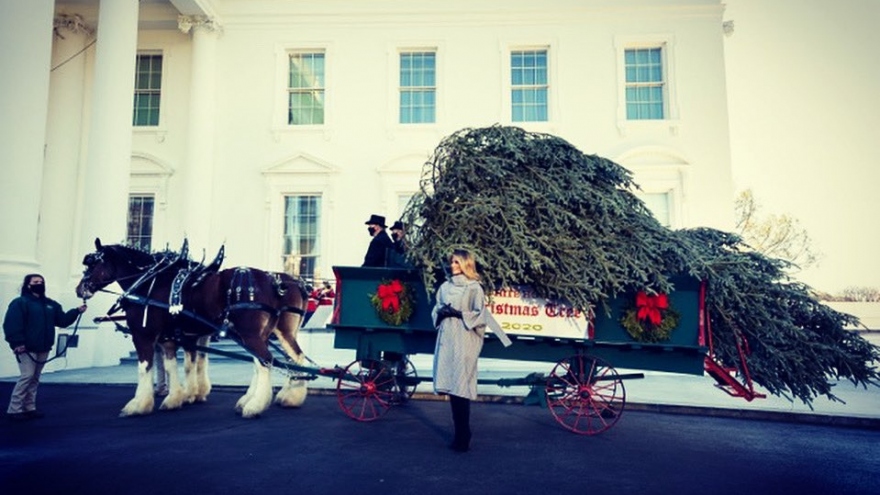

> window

[
  {"left": 641, "top": 192, "right": 671, "bottom": 227},
  {"left": 399, "top": 52, "right": 436, "bottom": 124},
  {"left": 397, "top": 193, "right": 413, "bottom": 218},
  {"left": 625, "top": 48, "right": 664, "bottom": 120},
  {"left": 282, "top": 195, "right": 321, "bottom": 279},
  {"left": 511, "top": 50, "right": 548, "bottom": 122},
  {"left": 127, "top": 194, "right": 155, "bottom": 251},
  {"left": 288, "top": 52, "right": 325, "bottom": 125},
  {"left": 133, "top": 54, "right": 162, "bottom": 126}
]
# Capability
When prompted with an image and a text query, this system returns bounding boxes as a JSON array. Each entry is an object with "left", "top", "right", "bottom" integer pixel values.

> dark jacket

[
  {"left": 362, "top": 230, "right": 395, "bottom": 267},
  {"left": 3, "top": 293, "right": 80, "bottom": 352}
]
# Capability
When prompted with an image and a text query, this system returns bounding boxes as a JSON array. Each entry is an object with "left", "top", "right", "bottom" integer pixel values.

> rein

[{"left": 105, "top": 251, "right": 180, "bottom": 316}]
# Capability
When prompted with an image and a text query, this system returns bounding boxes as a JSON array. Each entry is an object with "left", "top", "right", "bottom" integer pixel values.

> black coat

[
  {"left": 3, "top": 293, "right": 80, "bottom": 352},
  {"left": 362, "top": 230, "right": 395, "bottom": 267}
]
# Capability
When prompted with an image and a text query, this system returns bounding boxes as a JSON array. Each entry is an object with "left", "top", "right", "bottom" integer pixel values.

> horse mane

[{"left": 102, "top": 243, "right": 158, "bottom": 268}]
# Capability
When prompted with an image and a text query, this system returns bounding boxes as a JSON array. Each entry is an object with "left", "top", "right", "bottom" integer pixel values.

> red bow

[
  {"left": 635, "top": 292, "right": 668, "bottom": 326},
  {"left": 377, "top": 280, "right": 404, "bottom": 313}
]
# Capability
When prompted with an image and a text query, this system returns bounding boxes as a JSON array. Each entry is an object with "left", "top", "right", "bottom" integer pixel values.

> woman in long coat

[{"left": 432, "top": 249, "right": 490, "bottom": 452}]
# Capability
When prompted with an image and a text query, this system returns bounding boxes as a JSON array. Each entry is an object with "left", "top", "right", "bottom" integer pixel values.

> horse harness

[{"left": 224, "top": 267, "right": 306, "bottom": 320}]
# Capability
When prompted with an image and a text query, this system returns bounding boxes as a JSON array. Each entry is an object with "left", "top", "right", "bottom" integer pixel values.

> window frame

[
  {"left": 398, "top": 50, "right": 438, "bottom": 125},
  {"left": 509, "top": 49, "right": 550, "bottom": 123},
  {"left": 287, "top": 51, "right": 326, "bottom": 126},
  {"left": 263, "top": 153, "right": 337, "bottom": 280},
  {"left": 273, "top": 43, "right": 334, "bottom": 135},
  {"left": 387, "top": 42, "right": 444, "bottom": 130},
  {"left": 616, "top": 146, "right": 690, "bottom": 229},
  {"left": 126, "top": 194, "right": 156, "bottom": 251},
  {"left": 624, "top": 47, "right": 665, "bottom": 120},
  {"left": 638, "top": 190, "right": 674, "bottom": 228},
  {"left": 128, "top": 152, "right": 173, "bottom": 251},
  {"left": 132, "top": 51, "right": 164, "bottom": 128},
  {"left": 281, "top": 194, "right": 323, "bottom": 281},
  {"left": 500, "top": 41, "right": 558, "bottom": 129},
  {"left": 614, "top": 34, "right": 680, "bottom": 135}
]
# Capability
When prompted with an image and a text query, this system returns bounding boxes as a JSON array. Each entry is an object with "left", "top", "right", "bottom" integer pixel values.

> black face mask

[
  {"left": 391, "top": 232, "right": 400, "bottom": 241},
  {"left": 368, "top": 226, "right": 376, "bottom": 236},
  {"left": 30, "top": 284, "right": 46, "bottom": 296}
]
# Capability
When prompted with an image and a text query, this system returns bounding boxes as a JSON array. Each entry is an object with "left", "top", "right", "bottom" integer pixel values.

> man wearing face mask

[
  {"left": 362, "top": 214, "right": 395, "bottom": 267},
  {"left": 3, "top": 274, "right": 86, "bottom": 421},
  {"left": 390, "top": 220, "right": 406, "bottom": 254}
]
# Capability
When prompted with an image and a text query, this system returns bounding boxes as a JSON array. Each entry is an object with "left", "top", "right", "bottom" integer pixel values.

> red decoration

[
  {"left": 377, "top": 279, "right": 404, "bottom": 313},
  {"left": 635, "top": 292, "right": 669, "bottom": 326}
]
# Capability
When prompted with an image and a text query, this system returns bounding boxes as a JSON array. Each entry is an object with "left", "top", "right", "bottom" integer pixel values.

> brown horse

[{"left": 76, "top": 238, "right": 309, "bottom": 418}]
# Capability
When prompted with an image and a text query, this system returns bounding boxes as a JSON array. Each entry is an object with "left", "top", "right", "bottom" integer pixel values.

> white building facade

[{"left": 0, "top": 0, "right": 735, "bottom": 376}]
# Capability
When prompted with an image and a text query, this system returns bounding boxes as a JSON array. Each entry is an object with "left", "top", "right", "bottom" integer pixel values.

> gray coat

[{"left": 432, "top": 274, "right": 489, "bottom": 400}]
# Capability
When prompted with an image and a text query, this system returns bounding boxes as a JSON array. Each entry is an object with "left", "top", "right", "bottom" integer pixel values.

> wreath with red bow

[
  {"left": 619, "top": 291, "right": 680, "bottom": 343},
  {"left": 370, "top": 279, "right": 415, "bottom": 326}
]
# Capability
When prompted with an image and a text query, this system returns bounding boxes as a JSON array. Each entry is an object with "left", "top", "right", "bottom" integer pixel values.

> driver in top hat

[{"left": 362, "top": 214, "right": 395, "bottom": 267}]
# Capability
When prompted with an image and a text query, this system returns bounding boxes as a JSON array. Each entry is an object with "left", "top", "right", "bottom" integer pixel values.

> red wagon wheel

[
  {"left": 544, "top": 354, "right": 625, "bottom": 435},
  {"left": 336, "top": 359, "right": 396, "bottom": 421}
]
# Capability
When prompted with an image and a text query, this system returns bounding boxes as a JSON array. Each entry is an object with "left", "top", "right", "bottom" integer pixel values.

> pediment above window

[
  {"left": 262, "top": 153, "right": 339, "bottom": 176},
  {"left": 615, "top": 146, "right": 690, "bottom": 168},
  {"left": 377, "top": 154, "right": 428, "bottom": 175},
  {"left": 131, "top": 153, "right": 174, "bottom": 177}
]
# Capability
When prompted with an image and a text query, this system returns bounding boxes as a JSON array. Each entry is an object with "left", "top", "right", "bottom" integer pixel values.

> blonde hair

[{"left": 450, "top": 249, "right": 480, "bottom": 281}]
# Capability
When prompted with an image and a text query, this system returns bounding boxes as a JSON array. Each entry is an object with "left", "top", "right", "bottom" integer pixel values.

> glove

[{"left": 435, "top": 304, "right": 463, "bottom": 326}]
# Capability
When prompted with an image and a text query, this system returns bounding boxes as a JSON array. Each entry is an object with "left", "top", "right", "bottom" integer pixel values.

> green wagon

[{"left": 328, "top": 266, "right": 762, "bottom": 435}]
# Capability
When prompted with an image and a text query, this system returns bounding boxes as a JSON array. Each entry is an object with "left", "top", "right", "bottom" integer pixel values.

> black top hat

[
  {"left": 364, "top": 214, "right": 387, "bottom": 227},
  {"left": 390, "top": 221, "right": 405, "bottom": 231}
]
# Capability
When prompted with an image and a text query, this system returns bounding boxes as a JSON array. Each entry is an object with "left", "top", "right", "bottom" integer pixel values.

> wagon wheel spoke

[
  {"left": 544, "top": 354, "right": 625, "bottom": 435},
  {"left": 336, "top": 359, "right": 394, "bottom": 422},
  {"left": 390, "top": 356, "right": 418, "bottom": 404}
]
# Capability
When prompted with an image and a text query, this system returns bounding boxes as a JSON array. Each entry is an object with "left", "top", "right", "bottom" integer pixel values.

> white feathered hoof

[
  {"left": 234, "top": 393, "right": 252, "bottom": 414},
  {"left": 183, "top": 389, "right": 199, "bottom": 405},
  {"left": 119, "top": 396, "right": 155, "bottom": 417},
  {"left": 159, "top": 391, "right": 186, "bottom": 411},
  {"left": 194, "top": 381, "right": 212, "bottom": 402},
  {"left": 240, "top": 399, "right": 270, "bottom": 419},
  {"left": 274, "top": 381, "right": 308, "bottom": 408}
]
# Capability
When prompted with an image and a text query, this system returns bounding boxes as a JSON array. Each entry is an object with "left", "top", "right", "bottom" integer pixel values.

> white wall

[{"left": 1, "top": 0, "right": 734, "bottom": 376}]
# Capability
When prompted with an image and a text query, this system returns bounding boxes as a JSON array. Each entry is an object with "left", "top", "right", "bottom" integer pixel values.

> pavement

[
  {"left": 5, "top": 381, "right": 879, "bottom": 495},
  {"left": 3, "top": 330, "right": 879, "bottom": 429}
]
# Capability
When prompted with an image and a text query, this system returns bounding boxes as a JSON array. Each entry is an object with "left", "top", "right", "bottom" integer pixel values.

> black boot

[{"left": 449, "top": 395, "right": 471, "bottom": 452}]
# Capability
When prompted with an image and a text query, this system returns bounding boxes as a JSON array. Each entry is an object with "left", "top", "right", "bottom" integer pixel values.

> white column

[
  {"left": 0, "top": 0, "right": 55, "bottom": 318},
  {"left": 78, "top": 0, "right": 139, "bottom": 255},
  {"left": 178, "top": 15, "right": 220, "bottom": 254},
  {"left": 41, "top": 15, "right": 92, "bottom": 281}
]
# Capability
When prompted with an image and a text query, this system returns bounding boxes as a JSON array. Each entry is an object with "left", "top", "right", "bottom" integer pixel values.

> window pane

[
  {"left": 511, "top": 50, "right": 548, "bottom": 122},
  {"left": 288, "top": 53, "right": 325, "bottom": 125},
  {"left": 283, "top": 195, "right": 321, "bottom": 279},
  {"left": 399, "top": 51, "right": 436, "bottom": 124},
  {"left": 127, "top": 195, "right": 155, "bottom": 251},
  {"left": 642, "top": 192, "right": 671, "bottom": 227},
  {"left": 624, "top": 47, "right": 665, "bottom": 120},
  {"left": 132, "top": 54, "right": 162, "bottom": 126}
]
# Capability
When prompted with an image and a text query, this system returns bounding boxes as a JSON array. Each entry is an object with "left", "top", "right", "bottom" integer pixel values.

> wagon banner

[{"left": 487, "top": 286, "right": 590, "bottom": 340}]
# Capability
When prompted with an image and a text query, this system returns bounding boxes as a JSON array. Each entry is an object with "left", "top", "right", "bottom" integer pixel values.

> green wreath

[
  {"left": 620, "top": 291, "right": 680, "bottom": 343},
  {"left": 370, "top": 279, "right": 415, "bottom": 326}
]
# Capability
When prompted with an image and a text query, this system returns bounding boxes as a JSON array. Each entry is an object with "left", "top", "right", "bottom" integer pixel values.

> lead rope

[{"left": 18, "top": 301, "right": 86, "bottom": 365}]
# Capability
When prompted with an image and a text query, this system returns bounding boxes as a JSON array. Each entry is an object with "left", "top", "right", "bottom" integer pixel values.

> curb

[{"left": 54, "top": 381, "right": 880, "bottom": 431}]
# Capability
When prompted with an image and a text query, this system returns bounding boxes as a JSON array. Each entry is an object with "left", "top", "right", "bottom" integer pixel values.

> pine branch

[{"left": 401, "top": 125, "right": 880, "bottom": 405}]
